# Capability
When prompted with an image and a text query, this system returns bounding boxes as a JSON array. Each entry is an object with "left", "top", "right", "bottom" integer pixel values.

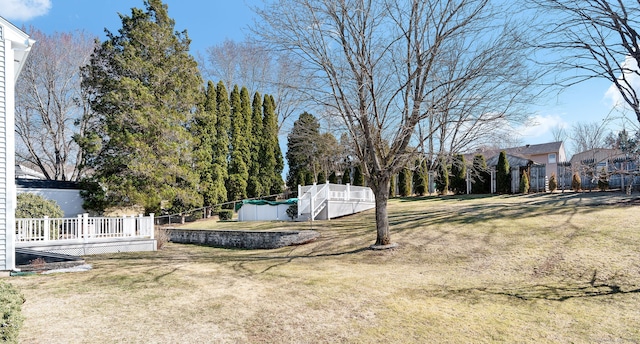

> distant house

[
  {"left": 15, "top": 164, "right": 46, "bottom": 179},
  {"left": 468, "top": 141, "right": 567, "bottom": 193},
  {"left": 569, "top": 148, "right": 625, "bottom": 173},
  {"left": 0, "top": 17, "right": 34, "bottom": 273},
  {"left": 500, "top": 141, "right": 566, "bottom": 179}
]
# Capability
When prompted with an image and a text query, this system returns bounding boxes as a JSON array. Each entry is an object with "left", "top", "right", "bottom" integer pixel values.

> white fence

[{"left": 16, "top": 213, "right": 155, "bottom": 243}]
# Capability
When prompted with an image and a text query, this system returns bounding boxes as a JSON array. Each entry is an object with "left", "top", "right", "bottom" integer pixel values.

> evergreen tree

[
  {"left": 496, "top": 151, "right": 511, "bottom": 194},
  {"left": 328, "top": 171, "right": 338, "bottom": 184},
  {"left": 450, "top": 154, "right": 467, "bottom": 194},
  {"left": 304, "top": 170, "right": 314, "bottom": 185},
  {"left": 227, "top": 85, "right": 250, "bottom": 200},
  {"left": 471, "top": 154, "right": 490, "bottom": 194},
  {"left": 549, "top": 172, "right": 558, "bottom": 192},
  {"left": 519, "top": 172, "right": 530, "bottom": 194},
  {"left": 398, "top": 167, "right": 411, "bottom": 196},
  {"left": 317, "top": 171, "right": 326, "bottom": 183},
  {"left": 435, "top": 157, "right": 449, "bottom": 195},
  {"left": 270, "top": 95, "right": 285, "bottom": 192},
  {"left": 353, "top": 164, "right": 364, "bottom": 186},
  {"left": 572, "top": 172, "right": 582, "bottom": 191},
  {"left": 286, "top": 112, "right": 320, "bottom": 189},
  {"left": 342, "top": 167, "right": 351, "bottom": 184},
  {"left": 213, "top": 81, "right": 230, "bottom": 202},
  {"left": 247, "top": 92, "right": 264, "bottom": 198},
  {"left": 80, "top": 0, "right": 202, "bottom": 213},
  {"left": 413, "top": 160, "right": 427, "bottom": 196},
  {"left": 261, "top": 94, "right": 283, "bottom": 194},
  {"left": 191, "top": 81, "right": 217, "bottom": 207}
]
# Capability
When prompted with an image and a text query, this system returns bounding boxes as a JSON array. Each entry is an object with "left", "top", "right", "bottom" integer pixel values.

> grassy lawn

[{"left": 6, "top": 192, "right": 640, "bottom": 343}]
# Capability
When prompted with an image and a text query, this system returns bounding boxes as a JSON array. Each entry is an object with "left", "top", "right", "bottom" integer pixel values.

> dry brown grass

[{"left": 6, "top": 192, "right": 640, "bottom": 343}]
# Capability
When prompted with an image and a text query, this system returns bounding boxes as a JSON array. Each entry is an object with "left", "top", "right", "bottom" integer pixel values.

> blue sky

[{"left": 0, "top": 0, "right": 632, "bottom": 155}]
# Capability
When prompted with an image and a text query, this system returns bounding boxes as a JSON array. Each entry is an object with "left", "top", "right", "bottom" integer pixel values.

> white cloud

[
  {"left": 604, "top": 56, "right": 640, "bottom": 113},
  {"left": 0, "top": 0, "right": 51, "bottom": 21},
  {"left": 517, "top": 114, "right": 568, "bottom": 139}
]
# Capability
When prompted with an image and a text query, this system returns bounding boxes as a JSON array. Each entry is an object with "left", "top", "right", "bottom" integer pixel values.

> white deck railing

[
  {"left": 298, "top": 183, "right": 375, "bottom": 220},
  {"left": 16, "top": 213, "right": 155, "bottom": 243}
]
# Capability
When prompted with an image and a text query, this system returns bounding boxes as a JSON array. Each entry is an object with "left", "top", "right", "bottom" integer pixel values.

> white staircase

[{"left": 297, "top": 182, "right": 375, "bottom": 221}]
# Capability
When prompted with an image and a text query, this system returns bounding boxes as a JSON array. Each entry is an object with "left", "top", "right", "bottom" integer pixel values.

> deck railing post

[
  {"left": 83, "top": 213, "right": 89, "bottom": 242},
  {"left": 297, "top": 184, "right": 302, "bottom": 218},
  {"left": 44, "top": 216, "right": 50, "bottom": 241},
  {"left": 346, "top": 183, "right": 350, "bottom": 201},
  {"left": 149, "top": 213, "right": 155, "bottom": 239}
]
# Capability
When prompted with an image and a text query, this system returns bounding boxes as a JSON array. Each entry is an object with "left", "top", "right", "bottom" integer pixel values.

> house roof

[
  {"left": 0, "top": 15, "right": 35, "bottom": 80},
  {"left": 485, "top": 153, "right": 542, "bottom": 168},
  {"left": 465, "top": 141, "right": 563, "bottom": 165},
  {"left": 569, "top": 148, "right": 625, "bottom": 165},
  {"left": 16, "top": 178, "right": 80, "bottom": 190},
  {"left": 503, "top": 141, "right": 564, "bottom": 156}
]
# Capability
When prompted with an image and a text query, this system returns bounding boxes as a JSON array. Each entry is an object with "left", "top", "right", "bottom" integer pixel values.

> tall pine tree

[
  {"left": 496, "top": 151, "right": 511, "bottom": 194},
  {"left": 286, "top": 112, "right": 320, "bottom": 189},
  {"left": 191, "top": 81, "right": 217, "bottom": 208},
  {"left": 213, "top": 81, "right": 230, "bottom": 204},
  {"left": 450, "top": 154, "right": 467, "bottom": 194},
  {"left": 247, "top": 92, "right": 264, "bottom": 198},
  {"left": 80, "top": 0, "right": 202, "bottom": 213},
  {"left": 471, "top": 154, "right": 490, "bottom": 194},
  {"left": 261, "top": 94, "right": 283, "bottom": 194},
  {"left": 270, "top": 95, "right": 284, "bottom": 192},
  {"left": 227, "top": 85, "right": 251, "bottom": 200}
]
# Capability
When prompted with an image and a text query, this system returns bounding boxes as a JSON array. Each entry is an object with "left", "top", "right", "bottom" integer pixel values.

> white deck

[
  {"left": 15, "top": 214, "right": 156, "bottom": 256},
  {"left": 297, "top": 183, "right": 375, "bottom": 221}
]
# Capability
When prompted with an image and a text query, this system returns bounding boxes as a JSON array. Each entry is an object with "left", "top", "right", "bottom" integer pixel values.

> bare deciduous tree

[
  {"left": 255, "top": 0, "right": 542, "bottom": 245},
  {"left": 15, "top": 28, "right": 96, "bottom": 181},
  {"left": 199, "top": 39, "right": 308, "bottom": 131},
  {"left": 533, "top": 0, "right": 640, "bottom": 123},
  {"left": 570, "top": 120, "right": 610, "bottom": 153}
]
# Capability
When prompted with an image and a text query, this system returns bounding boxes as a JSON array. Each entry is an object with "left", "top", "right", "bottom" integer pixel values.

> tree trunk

[{"left": 372, "top": 175, "right": 391, "bottom": 246}]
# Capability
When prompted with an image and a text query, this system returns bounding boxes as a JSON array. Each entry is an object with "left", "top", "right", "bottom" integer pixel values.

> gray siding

[{"left": 0, "top": 31, "right": 6, "bottom": 269}]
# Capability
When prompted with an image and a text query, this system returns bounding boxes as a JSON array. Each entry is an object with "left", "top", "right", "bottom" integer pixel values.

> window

[{"left": 548, "top": 153, "right": 556, "bottom": 164}]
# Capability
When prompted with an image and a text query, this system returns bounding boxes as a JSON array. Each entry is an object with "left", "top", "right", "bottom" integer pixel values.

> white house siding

[
  {"left": 0, "top": 26, "right": 6, "bottom": 270},
  {"left": 0, "top": 18, "right": 32, "bottom": 272}
]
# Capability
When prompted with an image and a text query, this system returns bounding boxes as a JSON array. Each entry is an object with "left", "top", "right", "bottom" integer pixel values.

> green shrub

[
  {"left": 218, "top": 209, "right": 233, "bottom": 221},
  {"left": 398, "top": 168, "right": 411, "bottom": 197},
  {"left": 0, "top": 281, "right": 24, "bottom": 343},
  {"left": 548, "top": 173, "right": 558, "bottom": 192},
  {"left": 450, "top": 154, "right": 467, "bottom": 195},
  {"left": 519, "top": 172, "right": 530, "bottom": 194},
  {"left": 571, "top": 172, "right": 582, "bottom": 191},
  {"left": 286, "top": 204, "right": 298, "bottom": 220},
  {"left": 16, "top": 193, "right": 64, "bottom": 218},
  {"left": 496, "top": 151, "right": 510, "bottom": 194},
  {"left": 597, "top": 167, "right": 609, "bottom": 191},
  {"left": 435, "top": 157, "right": 449, "bottom": 195}
]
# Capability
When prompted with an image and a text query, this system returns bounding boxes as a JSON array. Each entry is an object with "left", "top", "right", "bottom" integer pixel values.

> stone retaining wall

[{"left": 168, "top": 229, "right": 319, "bottom": 249}]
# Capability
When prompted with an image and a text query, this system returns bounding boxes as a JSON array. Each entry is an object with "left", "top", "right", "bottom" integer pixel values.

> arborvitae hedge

[
  {"left": 353, "top": 165, "right": 364, "bottom": 186},
  {"left": 496, "top": 151, "right": 510, "bottom": 194},
  {"left": 572, "top": 172, "right": 582, "bottom": 191},
  {"left": 450, "top": 154, "right": 467, "bottom": 194},
  {"left": 398, "top": 168, "right": 411, "bottom": 197},
  {"left": 549, "top": 173, "right": 558, "bottom": 192},
  {"left": 519, "top": 172, "right": 529, "bottom": 194}
]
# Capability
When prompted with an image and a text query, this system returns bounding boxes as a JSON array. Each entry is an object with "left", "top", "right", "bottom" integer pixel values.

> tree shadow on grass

[
  {"left": 477, "top": 282, "right": 640, "bottom": 302},
  {"left": 445, "top": 270, "right": 640, "bottom": 302}
]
